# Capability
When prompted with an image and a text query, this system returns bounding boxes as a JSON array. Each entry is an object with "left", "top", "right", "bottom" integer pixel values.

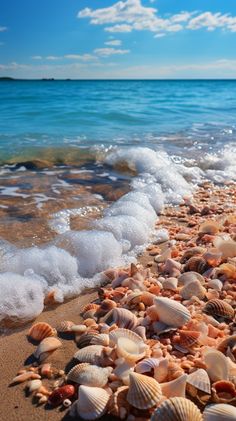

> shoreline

[{"left": 1, "top": 181, "right": 236, "bottom": 420}]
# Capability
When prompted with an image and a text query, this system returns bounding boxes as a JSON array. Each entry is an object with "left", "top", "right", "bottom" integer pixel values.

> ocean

[{"left": 0, "top": 79, "right": 235, "bottom": 323}]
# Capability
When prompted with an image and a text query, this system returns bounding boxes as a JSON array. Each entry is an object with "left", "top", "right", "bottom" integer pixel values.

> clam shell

[
  {"left": 203, "top": 403, "right": 236, "bottom": 420},
  {"left": 180, "top": 280, "right": 206, "bottom": 300},
  {"left": 67, "top": 363, "right": 111, "bottom": 387},
  {"left": 103, "top": 308, "right": 138, "bottom": 330},
  {"left": 204, "top": 349, "right": 229, "bottom": 382},
  {"left": 150, "top": 397, "right": 203, "bottom": 421},
  {"left": 203, "top": 299, "right": 234, "bottom": 321},
  {"left": 178, "top": 271, "right": 205, "bottom": 286},
  {"left": 154, "top": 297, "right": 191, "bottom": 327},
  {"left": 74, "top": 345, "right": 115, "bottom": 367},
  {"left": 127, "top": 372, "right": 162, "bottom": 409},
  {"left": 109, "top": 328, "right": 145, "bottom": 347},
  {"left": 76, "top": 385, "right": 110, "bottom": 420},
  {"left": 28, "top": 322, "right": 55, "bottom": 342},
  {"left": 116, "top": 336, "right": 147, "bottom": 363},
  {"left": 207, "top": 279, "right": 223, "bottom": 291},
  {"left": 34, "top": 337, "right": 62, "bottom": 362},
  {"left": 135, "top": 358, "right": 161, "bottom": 374},
  {"left": 180, "top": 247, "right": 206, "bottom": 263},
  {"left": 187, "top": 369, "right": 211, "bottom": 394},
  {"left": 161, "top": 373, "right": 188, "bottom": 398},
  {"left": 56, "top": 321, "right": 74, "bottom": 333},
  {"left": 76, "top": 331, "right": 101, "bottom": 348}
]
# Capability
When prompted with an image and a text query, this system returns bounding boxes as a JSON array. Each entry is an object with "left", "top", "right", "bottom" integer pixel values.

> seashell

[
  {"left": 124, "top": 291, "right": 142, "bottom": 306},
  {"left": 180, "top": 247, "right": 206, "bottom": 263},
  {"left": 151, "top": 397, "right": 203, "bottom": 421},
  {"left": 187, "top": 369, "right": 211, "bottom": 394},
  {"left": 154, "top": 297, "right": 191, "bottom": 327},
  {"left": 113, "top": 361, "right": 135, "bottom": 385},
  {"left": 133, "top": 326, "right": 147, "bottom": 341},
  {"left": 180, "top": 280, "right": 206, "bottom": 300},
  {"left": 48, "top": 385, "right": 75, "bottom": 407},
  {"left": 154, "top": 358, "right": 169, "bottom": 383},
  {"left": 178, "top": 271, "right": 205, "bottom": 286},
  {"left": 10, "top": 372, "right": 41, "bottom": 385},
  {"left": 76, "top": 331, "right": 101, "bottom": 348},
  {"left": 166, "top": 361, "right": 184, "bottom": 381},
  {"left": 71, "top": 324, "right": 87, "bottom": 334},
  {"left": 139, "top": 291, "right": 155, "bottom": 306},
  {"left": 81, "top": 303, "right": 100, "bottom": 315},
  {"left": 116, "top": 336, "right": 147, "bottom": 364},
  {"left": 74, "top": 345, "right": 115, "bottom": 367},
  {"left": 161, "top": 373, "right": 188, "bottom": 398},
  {"left": 203, "top": 299, "right": 234, "bottom": 321},
  {"left": 75, "top": 385, "right": 110, "bottom": 420},
  {"left": 109, "top": 328, "right": 145, "bottom": 347},
  {"left": 90, "top": 333, "right": 109, "bottom": 347},
  {"left": 207, "top": 278, "right": 223, "bottom": 291},
  {"left": 213, "top": 237, "right": 236, "bottom": 258},
  {"left": 203, "top": 403, "right": 236, "bottom": 420},
  {"left": 67, "top": 363, "right": 111, "bottom": 387},
  {"left": 146, "top": 305, "right": 159, "bottom": 321},
  {"left": 103, "top": 307, "right": 138, "bottom": 330},
  {"left": 199, "top": 220, "right": 220, "bottom": 235},
  {"left": 135, "top": 358, "right": 161, "bottom": 374},
  {"left": 216, "top": 263, "right": 236, "bottom": 280},
  {"left": 163, "top": 259, "right": 182, "bottom": 277},
  {"left": 203, "top": 248, "right": 222, "bottom": 266},
  {"left": 40, "top": 363, "right": 53, "bottom": 378},
  {"left": 83, "top": 309, "right": 98, "bottom": 321},
  {"left": 34, "top": 337, "right": 62, "bottom": 362},
  {"left": 217, "top": 335, "right": 236, "bottom": 359},
  {"left": 56, "top": 320, "right": 74, "bottom": 333},
  {"left": 97, "top": 299, "right": 117, "bottom": 316},
  {"left": 162, "top": 277, "right": 178, "bottom": 291},
  {"left": 204, "top": 349, "right": 229, "bottom": 382},
  {"left": 127, "top": 372, "right": 162, "bottom": 409},
  {"left": 27, "top": 379, "right": 42, "bottom": 393},
  {"left": 177, "top": 330, "right": 200, "bottom": 349},
  {"left": 108, "top": 385, "right": 130, "bottom": 420},
  {"left": 154, "top": 247, "right": 172, "bottom": 263},
  {"left": 122, "top": 276, "right": 146, "bottom": 291},
  {"left": 28, "top": 322, "right": 55, "bottom": 342},
  {"left": 212, "top": 380, "right": 236, "bottom": 404},
  {"left": 206, "top": 289, "right": 219, "bottom": 301},
  {"left": 184, "top": 256, "right": 208, "bottom": 274}
]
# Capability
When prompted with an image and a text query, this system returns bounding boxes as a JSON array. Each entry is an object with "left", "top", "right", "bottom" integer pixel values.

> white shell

[
  {"left": 103, "top": 308, "right": 138, "bottom": 329},
  {"left": 34, "top": 337, "right": 62, "bottom": 362},
  {"left": 151, "top": 397, "right": 203, "bottom": 421},
  {"left": 28, "top": 379, "right": 42, "bottom": 393},
  {"left": 76, "top": 385, "right": 110, "bottom": 420},
  {"left": 203, "top": 403, "right": 236, "bottom": 420},
  {"left": 109, "top": 328, "right": 145, "bottom": 347},
  {"left": 67, "top": 363, "right": 111, "bottom": 387},
  {"left": 135, "top": 358, "right": 161, "bottom": 374},
  {"left": 187, "top": 369, "right": 211, "bottom": 394},
  {"left": 207, "top": 279, "right": 223, "bottom": 291},
  {"left": 180, "top": 280, "right": 206, "bottom": 300},
  {"left": 74, "top": 345, "right": 114, "bottom": 367},
  {"left": 116, "top": 336, "right": 147, "bottom": 364},
  {"left": 178, "top": 271, "right": 205, "bottom": 286},
  {"left": 113, "top": 361, "right": 134, "bottom": 385},
  {"left": 162, "top": 278, "right": 178, "bottom": 291},
  {"left": 160, "top": 373, "right": 187, "bottom": 398},
  {"left": 154, "top": 297, "right": 191, "bottom": 327},
  {"left": 204, "top": 349, "right": 229, "bottom": 382}
]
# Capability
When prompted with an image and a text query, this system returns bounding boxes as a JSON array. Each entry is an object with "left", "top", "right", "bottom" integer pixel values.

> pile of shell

[{"left": 10, "top": 212, "right": 236, "bottom": 420}]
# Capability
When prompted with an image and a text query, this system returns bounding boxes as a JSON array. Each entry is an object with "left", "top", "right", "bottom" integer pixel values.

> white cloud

[
  {"left": 105, "top": 39, "right": 122, "bottom": 46},
  {"left": 32, "top": 56, "right": 42, "bottom": 60},
  {"left": 0, "top": 26, "right": 7, "bottom": 32},
  {"left": 46, "top": 56, "right": 61, "bottom": 61},
  {"left": 94, "top": 47, "right": 130, "bottom": 56},
  {"left": 64, "top": 54, "right": 96, "bottom": 61},
  {"left": 78, "top": 1, "right": 236, "bottom": 36},
  {"left": 154, "top": 33, "right": 165, "bottom": 38}
]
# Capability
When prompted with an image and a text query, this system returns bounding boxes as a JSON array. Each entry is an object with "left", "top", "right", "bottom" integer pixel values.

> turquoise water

[{"left": 0, "top": 79, "right": 236, "bottom": 161}]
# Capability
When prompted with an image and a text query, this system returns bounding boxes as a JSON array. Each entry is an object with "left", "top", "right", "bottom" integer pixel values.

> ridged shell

[
  {"left": 76, "top": 385, "right": 110, "bottom": 420},
  {"left": 133, "top": 326, "right": 147, "bottom": 341},
  {"left": 177, "top": 330, "right": 200, "bottom": 349},
  {"left": 34, "top": 337, "right": 62, "bottom": 361},
  {"left": 184, "top": 256, "right": 208, "bottom": 274},
  {"left": 116, "top": 336, "right": 147, "bottom": 363},
  {"left": 204, "top": 349, "right": 229, "bottom": 382},
  {"left": 74, "top": 345, "right": 114, "bottom": 367},
  {"left": 180, "top": 247, "right": 206, "bottom": 263},
  {"left": 67, "top": 363, "right": 111, "bottom": 387},
  {"left": 180, "top": 280, "right": 206, "bottom": 300},
  {"left": 162, "top": 278, "right": 178, "bottom": 291},
  {"left": 150, "top": 397, "right": 203, "bottom": 421},
  {"left": 81, "top": 303, "right": 99, "bottom": 315},
  {"left": 178, "top": 271, "right": 205, "bottom": 286},
  {"left": 56, "top": 320, "right": 74, "bottom": 333},
  {"left": 154, "top": 297, "right": 191, "bottom": 327},
  {"left": 187, "top": 369, "right": 211, "bottom": 394},
  {"left": 203, "top": 299, "right": 234, "bottom": 321},
  {"left": 161, "top": 373, "right": 188, "bottom": 398},
  {"left": 127, "top": 372, "right": 162, "bottom": 409},
  {"left": 135, "top": 358, "right": 161, "bottom": 374},
  {"left": 108, "top": 386, "right": 130, "bottom": 419},
  {"left": 199, "top": 220, "right": 220, "bottom": 235},
  {"left": 76, "top": 331, "right": 101, "bottom": 348},
  {"left": 103, "top": 308, "right": 138, "bottom": 329},
  {"left": 28, "top": 322, "right": 55, "bottom": 342},
  {"left": 109, "top": 328, "right": 145, "bottom": 348},
  {"left": 203, "top": 403, "right": 236, "bottom": 420}
]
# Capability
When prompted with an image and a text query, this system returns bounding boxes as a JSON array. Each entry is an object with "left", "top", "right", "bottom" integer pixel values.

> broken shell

[
  {"left": 180, "top": 280, "right": 206, "bottom": 300},
  {"left": 11, "top": 372, "right": 41, "bottom": 385},
  {"left": 75, "top": 385, "right": 110, "bottom": 420},
  {"left": 28, "top": 322, "right": 55, "bottom": 342},
  {"left": 212, "top": 380, "right": 236, "bottom": 403},
  {"left": 217, "top": 335, "right": 236, "bottom": 359},
  {"left": 34, "top": 337, "right": 62, "bottom": 362},
  {"left": 113, "top": 361, "right": 135, "bottom": 385},
  {"left": 74, "top": 345, "right": 115, "bottom": 367},
  {"left": 177, "top": 330, "right": 200, "bottom": 349},
  {"left": 67, "top": 363, "right": 111, "bottom": 387},
  {"left": 108, "top": 386, "right": 130, "bottom": 420},
  {"left": 63, "top": 399, "right": 72, "bottom": 408},
  {"left": 203, "top": 248, "right": 222, "bottom": 266},
  {"left": 48, "top": 385, "right": 75, "bottom": 407},
  {"left": 160, "top": 373, "right": 188, "bottom": 398},
  {"left": 204, "top": 349, "right": 229, "bottom": 382},
  {"left": 203, "top": 403, "right": 236, "bottom": 420},
  {"left": 187, "top": 369, "right": 211, "bottom": 394},
  {"left": 203, "top": 299, "right": 234, "bottom": 321},
  {"left": 154, "top": 297, "right": 191, "bottom": 327},
  {"left": 216, "top": 263, "right": 236, "bottom": 280},
  {"left": 151, "top": 397, "right": 203, "bottom": 421},
  {"left": 103, "top": 308, "right": 138, "bottom": 330},
  {"left": 154, "top": 358, "right": 169, "bottom": 383},
  {"left": 127, "top": 372, "right": 162, "bottom": 410}
]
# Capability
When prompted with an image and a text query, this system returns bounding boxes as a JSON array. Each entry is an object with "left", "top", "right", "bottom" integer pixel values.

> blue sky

[{"left": 1, "top": 0, "right": 236, "bottom": 78}]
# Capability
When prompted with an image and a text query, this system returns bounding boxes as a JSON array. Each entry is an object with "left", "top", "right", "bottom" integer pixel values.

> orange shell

[{"left": 28, "top": 322, "right": 55, "bottom": 342}]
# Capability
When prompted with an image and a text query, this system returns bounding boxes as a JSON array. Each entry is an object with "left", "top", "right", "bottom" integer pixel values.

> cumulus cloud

[
  {"left": 64, "top": 54, "right": 96, "bottom": 61},
  {"left": 105, "top": 39, "right": 122, "bottom": 46},
  {"left": 188, "top": 12, "right": 236, "bottom": 32},
  {"left": 94, "top": 47, "right": 130, "bottom": 56},
  {"left": 0, "top": 26, "right": 7, "bottom": 32}
]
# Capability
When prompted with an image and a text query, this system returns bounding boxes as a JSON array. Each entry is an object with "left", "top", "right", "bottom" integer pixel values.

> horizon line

[{"left": 1, "top": 77, "right": 236, "bottom": 81}]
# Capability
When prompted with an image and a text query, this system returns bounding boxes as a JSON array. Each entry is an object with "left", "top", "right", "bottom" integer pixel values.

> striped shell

[
  {"left": 34, "top": 337, "right": 62, "bottom": 362},
  {"left": 160, "top": 373, "right": 188, "bottom": 398},
  {"left": 187, "top": 369, "right": 211, "bottom": 394},
  {"left": 177, "top": 330, "right": 200, "bottom": 349},
  {"left": 135, "top": 358, "right": 161, "bottom": 374},
  {"left": 180, "top": 247, "right": 206, "bottom": 264},
  {"left": 178, "top": 271, "right": 205, "bottom": 286},
  {"left": 67, "top": 363, "right": 111, "bottom": 387},
  {"left": 154, "top": 297, "right": 191, "bottom": 328},
  {"left": 28, "top": 322, "right": 55, "bottom": 342},
  {"left": 103, "top": 308, "right": 138, "bottom": 329},
  {"left": 75, "top": 385, "right": 110, "bottom": 420},
  {"left": 76, "top": 331, "right": 102, "bottom": 348},
  {"left": 74, "top": 345, "right": 115, "bottom": 367},
  {"left": 150, "top": 397, "right": 203, "bottom": 421},
  {"left": 81, "top": 303, "right": 99, "bottom": 315},
  {"left": 203, "top": 299, "right": 234, "bottom": 321},
  {"left": 203, "top": 403, "right": 236, "bottom": 420},
  {"left": 127, "top": 372, "right": 162, "bottom": 409},
  {"left": 184, "top": 256, "right": 208, "bottom": 274},
  {"left": 204, "top": 349, "right": 229, "bottom": 382},
  {"left": 56, "top": 320, "right": 74, "bottom": 333},
  {"left": 180, "top": 280, "right": 206, "bottom": 300}
]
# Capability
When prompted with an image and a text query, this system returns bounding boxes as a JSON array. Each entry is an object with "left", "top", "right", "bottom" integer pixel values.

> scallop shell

[
  {"left": 81, "top": 303, "right": 100, "bottom": 315},
  {"left": 203, "top": 403, "right": 236, "bottom": 420},
  {"left": 97, "top": 299, "right": 117, "bottom": 317},
  {"left": 204, "top": 349, "right": 229, "bottom": 382},
  {"left": 203, "top": 299, "right": 234, "bottom": 321},
  {"left": 180, "top": 280, "right": 206, "bottom": 300},
  {"left": 109, "top": 327, "right": 146, "bottom": 346},
  {"left": 178, "top": 271, "right": 205, "bottom": 286},
  {"left": 76, "top": 385, "right": 110, "bottom": 420},
  {"left": 34, "top": 337, "right": 62, "bottom": 362},
  {"left": 56, "top": 320, "right": 74, "bottom": 333},
  {"left": 187, "top": 369, "right": 211, "bottom": 394},
  {"left": 116, "top": 336, "right": 147, "bottom": 364},
  {"left": 108, "top": 386, "right": 130, "bottom": 420},
  {"left": 162, "top": 278, "right": 178, "bottom": 291},
  {"left": 103, "top": 308, "right": 138, "bottom": 330},
  {"left": 177, "top": 330, "right": 200, "bottom": 349},
  {"left": 74, "top": 345, "right": 115, "bottom": 367},
  {"left": 76, "top": 331, "right": 101, "bottom": 348},
  {"left": 127, "top": 372, "right": 162, "bottom": 409},
  {"left": 135, "top": 358, "right": 161, "bottom": 374},
  {"left": 207, "top": 279, "right": 223, "bottom": 291},
  {"left": 150, "top": 397, "right": 203, "bottom": 421},
  {"left": 28, "top": 322, "right": 55, "bottom": 342},
  {"left": 160, "top": 373, "right": 188, "bottom": 398},
  {"left": 184, "top": 256, "right": 208, "bottom": 274},
  {"left": 213, "top": 237, "right": 236, "bottom": 258},
  {"left": 154, "top": 297, "right": 191, "bottom": 327},
  {"left": 67, "top": 363, "right": 111, "bottom": 387}
]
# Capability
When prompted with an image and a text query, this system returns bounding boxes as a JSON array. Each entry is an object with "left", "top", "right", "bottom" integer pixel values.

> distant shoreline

[{"left": 1, "top": 77, "right": 236, "bottom": 82}]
